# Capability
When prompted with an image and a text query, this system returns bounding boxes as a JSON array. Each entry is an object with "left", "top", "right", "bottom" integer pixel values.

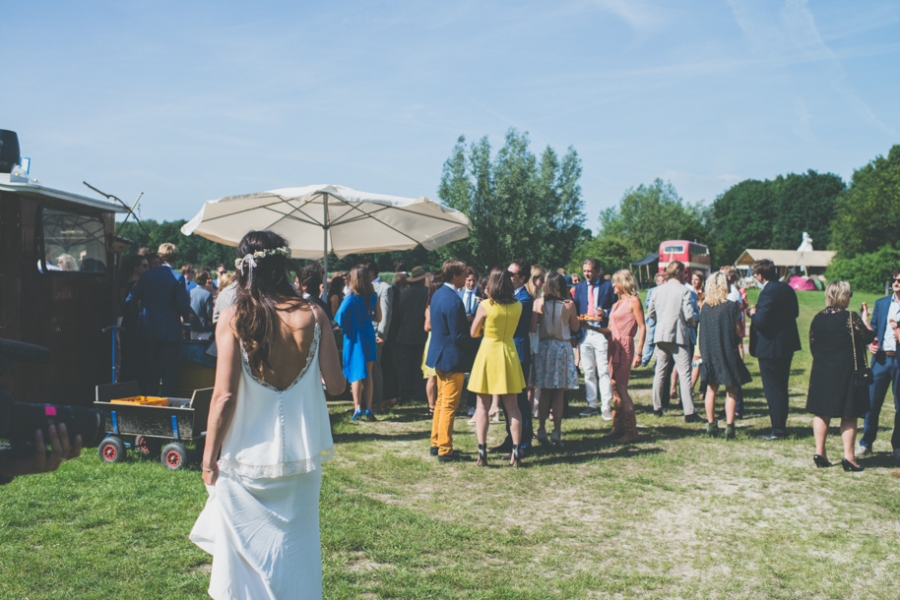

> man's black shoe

[
  {"left": 654, "top": 409, "right": 664, "bottom": 417},
  {"left": 437, "top": 451, "right": 461, "bottom": 463},
  {"left": 429, "top": 447, "right": 439, "bottom": 456},
  {"left": 758, "top": 431, "right": 786, "bottom": 441},
  {"left": 491, "top": 441, "right": 514, "bottom": 454},
  {"left": 684, "top": 413, "right": 702, "bottom": 423}
]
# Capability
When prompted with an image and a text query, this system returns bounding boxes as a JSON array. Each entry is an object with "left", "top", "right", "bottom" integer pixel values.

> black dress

[
  {"left": 699, "top": 301, "right": 752, "bottom": 387},
  {"left": 806, "top": 308, "right": 875, "bottom": 419}
]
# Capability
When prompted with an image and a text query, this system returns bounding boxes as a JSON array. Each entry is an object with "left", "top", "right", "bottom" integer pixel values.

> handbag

[{"left": 849, "top": 311, "right": 875, "bottom": 387}]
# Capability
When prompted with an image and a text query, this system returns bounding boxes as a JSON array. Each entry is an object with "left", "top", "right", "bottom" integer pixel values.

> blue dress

[{"left": 335, "top": 293, "right": 377, "bottom": 383}]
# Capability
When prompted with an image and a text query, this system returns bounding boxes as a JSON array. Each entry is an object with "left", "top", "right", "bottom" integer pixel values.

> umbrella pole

[{"left": 321, "top": 193, "right": 329, "bottom": 302}]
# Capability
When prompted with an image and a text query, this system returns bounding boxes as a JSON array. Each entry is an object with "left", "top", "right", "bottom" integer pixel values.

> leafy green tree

[
  {"left": 598, "top": 179, "right": 706, "bottom": 258},
  {"left": 707, "top": 180, "right": 778, "bottom": 267},
  {"left": 566, "top": 236, "right": 633, "bottom": 277},
  {"left": 771, "top": 171, "right": 844, "bottom": 251},
  {"left": 831, "top": 145, "right": 900, "bottom": 257},
  {"left": 116, "top": 219, "right": 237, "bottom": 269},
  {"left": 826, "top": 244, "right": 900, "bottom": 293},
  {"left": 437, "top": 129, "right": 587, "bottom": 270}
]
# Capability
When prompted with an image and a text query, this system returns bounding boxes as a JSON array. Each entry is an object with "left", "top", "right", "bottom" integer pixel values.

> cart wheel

[
  {"left": 161, "top": 442, "right": 188, "bottom": 470},
  {"left": 134, "top": 436, "right": 162, "bottom": 458},
  {"left": 98, "top": 436, "right": 126, "bottom": 463}
]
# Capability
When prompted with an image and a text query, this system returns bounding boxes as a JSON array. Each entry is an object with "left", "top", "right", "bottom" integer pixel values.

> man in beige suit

[
  {"left": 647, "top": 260, "right": 701, "bottom": 422},
  {"left": 367, "top": 261, "right": 394, "bottom": 409}
]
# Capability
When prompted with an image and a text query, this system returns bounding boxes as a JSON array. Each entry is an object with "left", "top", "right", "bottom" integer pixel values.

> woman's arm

[
  {"left": 424, "top": 306, "right": 432, "bottom": 332},
  {"left": 373, "top": 295, "right": 382, "bottom": 324},
  {"left": 315, "top": 304, "right": 347, "bottom": 396},
  {"left": 201, "top": 308, "right": 242, "bottom": 486},
  {"left": 470, "top": 303, "right": 487, "bottom": 338},
  {"left": 531, "top": 298, "right": 544, "bottom": 334},
  {"left": 631, "top": 296, "right": 646, "bottom": 366},
  {"left": 564, "top": 300, "right": 581, "bottom": 333},
  {"left": 330, "top": 295, "right": 341, "bottom": 318}
]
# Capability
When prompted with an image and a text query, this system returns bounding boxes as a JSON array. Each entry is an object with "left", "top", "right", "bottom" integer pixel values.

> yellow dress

[
  {"left": 421, "top": 332, "right": 436, "bottom": 378},
  {"left": 467, "top": 300, "right": 526, "bottom": 395}
]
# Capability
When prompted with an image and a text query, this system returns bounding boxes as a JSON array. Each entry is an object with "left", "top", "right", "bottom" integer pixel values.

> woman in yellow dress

[{"left": 468, "top": 267, "right": 527, "bottom": 467}]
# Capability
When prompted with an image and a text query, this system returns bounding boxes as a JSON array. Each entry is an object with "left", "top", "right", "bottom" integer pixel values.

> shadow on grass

[
  {"left": 525, "top": 443, "right": 665, "bottom": 466},
  {"left": 332, "top": 429, "right": 432, "bottom": 444}
]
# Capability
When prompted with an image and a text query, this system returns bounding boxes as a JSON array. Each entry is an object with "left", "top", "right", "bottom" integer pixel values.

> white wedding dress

[{"left": 191, "top": 324, "right": 334, "bottom": 600}]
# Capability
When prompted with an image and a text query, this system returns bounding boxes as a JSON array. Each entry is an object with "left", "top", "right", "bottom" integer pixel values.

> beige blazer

[{"left": 647, "top": 279, "right": 696, "bottom": 346}]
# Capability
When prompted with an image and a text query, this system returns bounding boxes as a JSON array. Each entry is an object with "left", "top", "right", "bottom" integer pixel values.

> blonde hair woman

[
  {"left": 698, "top": 272, "right": 751, "bottom": 439},
  {"left": 805, "top": 281, "right": 874, "bottom": 471},
  {"left": 600, "top": 270, "right": 645, "bottom": 443}
]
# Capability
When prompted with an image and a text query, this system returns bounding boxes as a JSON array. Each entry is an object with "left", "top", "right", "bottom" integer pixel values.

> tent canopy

[
  {"left": 630, "top": 253, "right": 659, "bottom": 267},
  {"left": 734, "top": 249, "right": 835, "bottom": 269}
]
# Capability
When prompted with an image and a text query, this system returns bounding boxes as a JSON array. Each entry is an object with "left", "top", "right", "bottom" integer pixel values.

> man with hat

[{"left": 393, "top": 266, "right": 430, "bottom": 404}]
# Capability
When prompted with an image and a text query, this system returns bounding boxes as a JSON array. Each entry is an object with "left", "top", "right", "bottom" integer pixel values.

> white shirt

[
  {"left": 514, "top": 285, "right": 526, "bottom": 297},
  {"left": 462, "top": 288, "right": 477, "bottom": 314},
  {"left": 443, "top": 282, "right": 459, "bottom": 292},
  {"left": 727, "top": 284, "right": 742, "bottom": 304},
  {"left": 883, "top": 296, "right": 900, "bottom": 352}
]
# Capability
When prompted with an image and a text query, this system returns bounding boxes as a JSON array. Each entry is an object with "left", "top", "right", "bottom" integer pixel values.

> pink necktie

[{"left": 588, "top": 284, "right": 595, "bottom": 317}]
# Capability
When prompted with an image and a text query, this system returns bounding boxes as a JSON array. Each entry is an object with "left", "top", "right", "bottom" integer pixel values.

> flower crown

[{"left": 234, "top": 246, "right": 290, "bottom": 270}]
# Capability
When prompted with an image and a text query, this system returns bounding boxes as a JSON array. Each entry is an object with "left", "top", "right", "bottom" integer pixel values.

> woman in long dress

[
  {"left": 191, "top": 230, "right": 346, "bottom": 600},
  {"left": 468, "top": 267, "right": 527, "bottom": 467},
  {"left": 531, "top": 272, "right": 580, "bottom": 447},
  {"left": 698, "top": 272, "right": 751, "bottom": 439},
  {"left": 600, "top": 270, "right": 645, "bottom": 443},
  {"left": 335, "top": 265, "right": 381, "bottom": 421},
  {"left": 806, "top": 281, "right": 874, "bottom": 471}
]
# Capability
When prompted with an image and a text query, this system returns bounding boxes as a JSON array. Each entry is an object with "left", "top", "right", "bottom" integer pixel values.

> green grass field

[{"left": 3, "top": 290, "right": 899, "bottom": 599}]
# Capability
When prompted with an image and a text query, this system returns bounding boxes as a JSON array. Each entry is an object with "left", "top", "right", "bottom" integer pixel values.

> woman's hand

[
  {"left": 202, "top": 461, "right": 219, "bottom": 486},
  {"left": 632, "top": 354, "right": 642, "bottom": 368}
]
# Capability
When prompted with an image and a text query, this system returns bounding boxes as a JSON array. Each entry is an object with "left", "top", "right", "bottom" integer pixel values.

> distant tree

[
  {"left": 437, "top": 129, "right": 587, "bottom": 270},
  {"left": 598, "top": 179, "right": 706, "bottom": 258},
  {"left": 567, "top": 236, "right": 633, "bottom": 277},
  {"left": 116, "top": 219, "right": 236, "bottom": 269},
  {"left": 831, "top": 145, "right": 900, "bottom": 257},
  {"left": 826, "top": 244, "right": 900, "bottom": 294},
  {"left": 706, "top": 180, "right": 777, "bottom": 267},
  {"left": 770, "top": 171, "right": 844, "bottom": 251}
]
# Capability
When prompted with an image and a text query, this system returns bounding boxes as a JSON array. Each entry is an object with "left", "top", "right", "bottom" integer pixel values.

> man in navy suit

[
  {"left": 126, "top": 243, "right": 193, "bottom": 396},
  {"left": 425, "top": 260, "right": 473, "bottom": 462},
  {"left": 859, "top": 268, "right": 900, "bottom": 458},
  {"left": 749, "top": 259, "right": 801, "bottom": 440},
  {"left": 459, "top": 267, "right": 481, "bottom": 417},
  {"left": 572, "top": 258, "right": 616, "bottom": 419},
  {"left": 494, "top": 258, "right": 535, "bottom": 455}
]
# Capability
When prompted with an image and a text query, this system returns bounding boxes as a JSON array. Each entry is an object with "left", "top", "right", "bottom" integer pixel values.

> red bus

[{"left": 658, "top": 240, "right": 711, "bottom": 278}]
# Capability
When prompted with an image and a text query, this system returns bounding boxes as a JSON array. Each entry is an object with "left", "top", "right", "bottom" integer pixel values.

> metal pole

[{"left": 321, "top": 193, "right": 329, "bottom": 302}]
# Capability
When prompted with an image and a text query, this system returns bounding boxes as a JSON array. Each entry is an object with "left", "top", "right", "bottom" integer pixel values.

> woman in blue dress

[{"left": 335, "top": 265, "right": 381, "bottom": 421}]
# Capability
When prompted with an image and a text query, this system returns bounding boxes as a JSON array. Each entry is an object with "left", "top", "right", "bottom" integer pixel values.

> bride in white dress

[{"left": 191, "top": 230, "right": 346, "bottom": 600}]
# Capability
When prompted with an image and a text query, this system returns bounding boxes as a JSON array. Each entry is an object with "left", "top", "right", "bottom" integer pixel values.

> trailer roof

[{"left": 0, "top": 175, "right": 127, "bottom": 213}]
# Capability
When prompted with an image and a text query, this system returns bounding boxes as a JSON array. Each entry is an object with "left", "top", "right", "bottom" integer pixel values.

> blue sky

[{"left": 2, "top": 0, "right": 898, "bottom": 230}]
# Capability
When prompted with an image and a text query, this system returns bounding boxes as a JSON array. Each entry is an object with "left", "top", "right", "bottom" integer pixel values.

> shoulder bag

[{"left": 850, "top": 311, "right": 874, "bottom": 388}]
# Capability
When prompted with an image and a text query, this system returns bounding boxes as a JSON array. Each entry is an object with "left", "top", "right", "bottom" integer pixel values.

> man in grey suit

[
  {"left": 647, "top": 260, "right": 701, "bottom": 422},
  {"left": 367, "top": 261, "right": 394, "bottom": 408}
]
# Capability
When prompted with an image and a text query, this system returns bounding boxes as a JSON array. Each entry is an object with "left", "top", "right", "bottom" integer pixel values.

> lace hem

[{"left": 218, "top": 447, "right": 334, "bottom": 478}]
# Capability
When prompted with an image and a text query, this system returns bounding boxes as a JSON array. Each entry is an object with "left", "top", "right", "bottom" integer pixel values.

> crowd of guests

[{"left": 119, "top": 240, "right": 900, "bottom": 474}]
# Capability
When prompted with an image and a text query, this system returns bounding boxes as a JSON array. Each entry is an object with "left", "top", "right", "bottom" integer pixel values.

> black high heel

[
  {"left": 509, "top": 446, "right": 521, "bottom": 468},
  {"left": 842, "top": 459, "right": 864, "bottom": 472},
  {"left": 476, "top": 444, "right": 488, "bottom": 467},
  {"left": 813, "top": 454, "right": 832, "bottom": 468}
]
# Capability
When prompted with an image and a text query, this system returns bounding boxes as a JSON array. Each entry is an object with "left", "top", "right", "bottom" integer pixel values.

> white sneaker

[
  {"left": 579, "top": 406, "right": 599, "bottom": 417},
  {"left": 857, "top": 444, "right": 872, "bottom": 457},
  {"left": 600, "top": 407, "right": 613, "bottom": 421}
]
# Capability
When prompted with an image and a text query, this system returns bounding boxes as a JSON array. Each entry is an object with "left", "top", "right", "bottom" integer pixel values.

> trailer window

[{"left": 39, "top": 207, "right": 107, "bottom": 274}]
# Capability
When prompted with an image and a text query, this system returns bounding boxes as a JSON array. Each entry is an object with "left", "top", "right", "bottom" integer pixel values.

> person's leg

[
  {"left": 489, "top": 395, "right": 500, "bottom": 420},
  {"left": 381, "top": 342, "right": 398, "bottom": 404},
  {"left": 364, "top": 363, "right": 375, "bottom": 412},
  {"left": 475, "top": 394, "right": 491, "bottom": 445},
  {"left": 372, "top": 344, "right": 384, "bottom": 409},
  {"left": 351, "top": 380, "right": 363, "bottom": 414},
  {"left": 660, "top": 359, "right": 674, "bottom": 409},
  {"left": 595, "top": 334, "right": 613, "bottom": 416},
  {"left": 840, "top": 418, "right": 859, "bottom": 464},
  {"left": 616, "top": 381, "right": 638, "bottom": 443},
  {"left": 674, "top": 344, "right": 696, "bottom": 416},
  {"left": 758, "top": 357, "right": 790, "bottom": 435},
  {"left": 435, "top": 371, "right": 464, "bottom": 457},
  {"left": 501, "top": 394, "right": 522, "bottom": 462},
  {"left": 889, "top": 358, "right": 900, "bottom": 451},
  {"left": 772, "top": 355, "right": 793, "bottom": 433},
  {"left": 517, "top": 358, "right": 533, "bottom": 451},
  {"left": 159, "top": 341, "right": 180, "bottom": 397},
  {"left": 705, "top": 383, "right": 720, "bottom": 423},
  {"left": 652, "top": 344, "right": 674, "bottom": 411},
  {"left": 431, "top": 371, "right": 446, "bottom": 453},
  {"left": 724, "top": 386, "right": 737, "bottom": 424},
  {"left": 813, "top": 415, "right": 829, "bottom": 458},
  {"left": 551, "top": 389, "right": 565, "bottom": 435},
  {"left": 734, "top": 385, "right": 744, "bottom": 418},
  {"left": 426, "top": 375, "right": 437, "bottom": 413},
  {"left": 579, "top": 334, "right": 599, "bottom": 412},
  {"left": 538, "top": 388, "right": 552, "bottom": 434},
  {"left": 861, "top": 355, "right": 890, "bottom": 449},
  {"left": 641, "top": 320, "right": 656, "bottom": 366}
]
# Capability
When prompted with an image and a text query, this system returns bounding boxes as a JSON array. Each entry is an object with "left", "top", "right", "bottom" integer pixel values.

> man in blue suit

[
  {"left": 572, "top": 258, "right": 616, "bottom": 419},
  {"left": 494, "top": 258, "right": 535, "bottom": 455},
  {"left": 459, "top": 267, "right": 481, "bottom": 417},
  {"left": 425, "top": 260, "right": 473, "bottom": 462},
  {"left": 126, "top": 243, "right": 193, "bottom": 396},
  {"left": 749, "top": 259, "right": 801, "bottom": 440},
  {"left": 859, "top": 268, "right": 900, "bottom": 457}
]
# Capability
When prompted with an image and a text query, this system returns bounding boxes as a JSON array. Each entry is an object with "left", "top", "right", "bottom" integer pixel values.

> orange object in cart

[{"left": 110, "top": 396, "right": 169, "bottom": 406}]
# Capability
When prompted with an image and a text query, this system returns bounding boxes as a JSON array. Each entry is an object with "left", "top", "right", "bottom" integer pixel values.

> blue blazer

[
  {"left": 749, "top": 280, "right": 801, "bottom": 359},
  {"left": 869, "top": 294, "right": 897, "bottom": 362},
  {"left": 513, "top": 287, "right": 534, "bottom": 363},
  {"left": 426, "top": 286, "right": 473, "bottom": 373},
  {"left": 126, "top": 264, "right": 193, "bottom": 342},
  {"left": 571, "top": 278, "right": 616, "bottom": 340}
]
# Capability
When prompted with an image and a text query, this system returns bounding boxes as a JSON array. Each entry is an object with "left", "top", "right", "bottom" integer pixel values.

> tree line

[{"left": 118, "top": 134, "right": 900, "bottom": 292}]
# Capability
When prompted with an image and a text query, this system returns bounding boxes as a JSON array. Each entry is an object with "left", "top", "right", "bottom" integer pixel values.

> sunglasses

[{"left": 893, "top": 278, "right": 900, "bottom": 283}]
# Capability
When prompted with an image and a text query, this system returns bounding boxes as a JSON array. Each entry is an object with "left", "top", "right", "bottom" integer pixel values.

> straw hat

[{"left": 407, "top": 266, "right": 428, "bottom": 282}]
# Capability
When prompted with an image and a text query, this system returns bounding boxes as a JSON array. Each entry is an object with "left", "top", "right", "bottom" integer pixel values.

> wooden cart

[{"left": 94, "top": 381, "right": 212, "bottom": 470}]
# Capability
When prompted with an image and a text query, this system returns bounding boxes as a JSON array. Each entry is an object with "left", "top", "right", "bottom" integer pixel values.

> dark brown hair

[
  {"left": 328, "top": 275, "right": 345, "bottom": 299},
  {"left": 196, "top": 271, "right": 211, "bottom": 286},
  {"left": 426, "top": 275, "right": 444, "bottom": 307},
  {"left": 751, "top": 259, "right": 777, "bottom": 281},
  {"left": 486, "top": 267, "right": 515, "bottom": 305},
  {"left": 441, "top": 259, "right": 466, "bottom": 283},
  {"left": 542, "top": 272, "right": 569, "bottom": 302},
  {"left": 234, "top": 230, "right": 305, "bottom": 377},
  {"left": 349, "top": 265, "right": 374, "bottom": 301}
]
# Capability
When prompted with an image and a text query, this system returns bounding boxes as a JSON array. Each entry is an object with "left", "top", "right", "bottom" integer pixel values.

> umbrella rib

[
  {"left": 199, "top": 195, "right": 326, "bottom": 226},
  {"left": 329, "top": 204, "right": 468, "bottom": 229},
  {"left": 322, "top": 197, "right": 427, "bottom": 245}
]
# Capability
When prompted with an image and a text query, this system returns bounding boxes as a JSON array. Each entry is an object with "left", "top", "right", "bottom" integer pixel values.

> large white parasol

[{"left": 181, "top": 184, "right": 471, "bottom": 276}]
